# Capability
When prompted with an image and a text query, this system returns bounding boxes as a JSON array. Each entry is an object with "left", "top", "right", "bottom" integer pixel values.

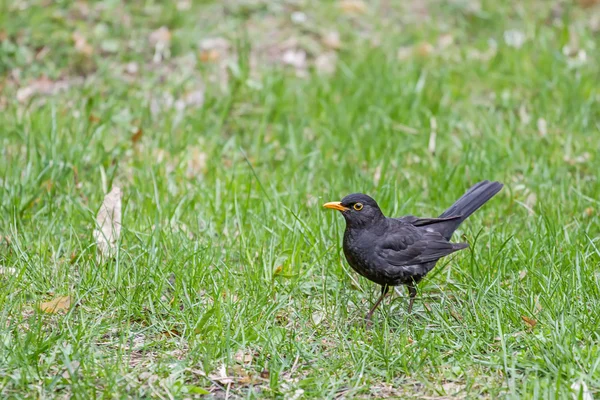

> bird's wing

[
  {"left": 397, "top": 215, "right": 463, "bottom": 227},
  {"left": 376, "top": 223, "right": 467, "bottom": 267}
]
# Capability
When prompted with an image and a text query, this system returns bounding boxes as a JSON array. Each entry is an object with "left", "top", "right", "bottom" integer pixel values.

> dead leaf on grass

[
  {"left": 519, "top": 270, "right": 527, "bottom": 280},
  {"left": 199, "top": 37, "right": 230, "bottom": 63},
  {"left": 72, "top": 31, "right": 93, "bottom": 56},
  {"left": 314, "top": 51, "right": 337, "bottom": 75},
  {"left": 149, "top": 26, "right": 171, "bottom": 63},
  {"left": 185, "top": 147, "right": 207, "bottom": 179},
  {"left": 40, "top": 295, "right": 72, "bottom": 313},
  {"left": 521, "top": 315, "right": 537, "bottom": 329},
  {"left": 571, "top": 380, "right": 593, "bottom": 400},
  {"left": 339, "top": 0, "right": 367, "bottom": 14},
  {"left": 0, "top": 266, "right": 17, "bottom": 275},
  {"left": 93, "top": 186, "right": 122, "bottom": 259},
  {"left": 131, "top": 127, "right": 143, "bottom": 144}
]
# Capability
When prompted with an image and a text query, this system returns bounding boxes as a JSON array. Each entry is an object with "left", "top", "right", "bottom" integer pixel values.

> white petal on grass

[{"left": 93, "top": 186, "right": 122, "bottom": 259}]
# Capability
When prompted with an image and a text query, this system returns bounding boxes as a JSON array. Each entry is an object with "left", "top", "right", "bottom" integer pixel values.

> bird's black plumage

[{"left": 324, "top": 180, "right": 503, "bottom": 321}]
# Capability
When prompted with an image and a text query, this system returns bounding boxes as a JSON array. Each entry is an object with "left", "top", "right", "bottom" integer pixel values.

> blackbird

[{"left": 324, "top": 180, "right": 503, "bottom": 321}]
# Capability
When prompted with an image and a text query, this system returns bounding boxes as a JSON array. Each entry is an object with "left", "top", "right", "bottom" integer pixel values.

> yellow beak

[{"left": 323, "top": 201, "right": 349, "bottom": 211}]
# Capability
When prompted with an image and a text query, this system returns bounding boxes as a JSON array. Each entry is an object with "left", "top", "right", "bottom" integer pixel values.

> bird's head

[{"left": 323, "top": 193, "right": 385, "bottom": 228}]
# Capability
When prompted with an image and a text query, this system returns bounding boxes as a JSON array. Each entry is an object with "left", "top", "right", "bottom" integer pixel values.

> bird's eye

[{"left": 353, "top": 203, "right": 363, "bottom": 211}]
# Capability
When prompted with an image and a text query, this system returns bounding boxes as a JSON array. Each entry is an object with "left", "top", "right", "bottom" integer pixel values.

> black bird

[{"left": 324, "top": 180, "right": 503, "bottom": 321}]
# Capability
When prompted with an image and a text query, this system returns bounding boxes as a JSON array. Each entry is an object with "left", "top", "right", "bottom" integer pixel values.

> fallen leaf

[
  {"left": 72, "top": 31, "right": 93, "bottom": 56},
  {"left": 185, "top": 147, "right": 207, "bottom": 179},
  {"left": 571, "top": 380, "right": 593, "bottom": 400},
  {"left": 93, "top": 186, "right": 122, "bottom": 259},
  {"left": 260, "top": 369, "right": 270, "bottom": 379},
  {"left": 149, "top": 26, "right": 171, "bottom": 63},
  {"left": 537, "top": 118, "right": 548, "bottom": 137},
  {"left": 62, "top": 360, "right": 81, "bottom": 379},
  {"left": 40, "top": 295, "right": 71, "bottom": 313},
  {"left": 314, "top": 51, "right": 337, "bottom": 75},
  {"left": 234, "top": 350, "right": 253, "bottom": 364},
  {"left": 428, "top": 117, "right": 437, "bottom": 154},
  {"left": 125, "top": 62, "right": 139, "bottom": 75},
  {"left": 504, "top": 30, "right": 526, "bottom": 48},
  {"left": 521, "top": 315, "right": 537, "bottom": 328},
  {"left": 339, "top": 0, "right": 367, "bottom": 14},
  {"left": 311, "top": 310, "right": 325, "bottom": 325},
  {"left": 209, "top": 364, "right": 234, "bottom": 385},
  {"left": 322, "top": 31, "right": 341, "bottom": 49},
  {"left": 577, "top": 0, "right": 600, "bottom": 8},
  {"left": 281, "top": 49, "right": 307, "bottom": 70},
  {"left": 199, "top": 37, "right": 229, "bottom": 63},
  {"left": 131, "top": 127, "right": 143, "bottom": 144},
  {"left": 16, "top": 77, "right": 78, "bottom": 103},
  {"left": 534, "top": 295, "right": 542, "bottom": 314},
  {"left": 0, "top": 266, "right": 16, "bottom": 275},
  {"left": 519, "top": 270, "right": 527, "bottom": 280},
  {"left": 373, "top": 164, "right": 382, "bottom": 186}
]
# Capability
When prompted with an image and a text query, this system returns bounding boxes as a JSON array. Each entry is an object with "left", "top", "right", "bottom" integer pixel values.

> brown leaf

[
  {"left": 521, "top": 315, "right": 537, "bottom": 328},
  {"left": 40, "top": 295, "right": 71, "bottom": 313},
  {"left": 131, "top": 127, "right": 143, "bottom": 144},
  {"left": 72, "top": 31, "right": 93, "bottom": 56},
  {"left": 322, "top": 31, "right": 341, "bottom": 49},
  {"left": 93, "top": 186, "right": 122, "bottom": 259},
  {"left": 260, "top": 369, "right": 270, "bottom": 379},
  {"left": 339, "top": 0, "right": 367, "bottom": 14},
  {"left": 208, "top": 364, "right": 234, "bottom": 385}
]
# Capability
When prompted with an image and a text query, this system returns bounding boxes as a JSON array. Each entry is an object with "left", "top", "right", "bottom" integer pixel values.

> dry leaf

[
  {"left": 339, "top": 0, "right": 367, "bottom": 14},
  {"left": 16, "top": 77, "right": 78, "bottom": 103},
  {"left": 428, "top": 117, "right": 437, "bottom": 154},
  {"left": 209, "top": 364, "right": 234, "bottom": 385},
  {"left": 537, "top": 118, "right": 548, "bottom": 137},
  {"left": 40, "top": 295, "right": 71, "bottom": 313},
  {"left": 0, "top": 266, "right": 16, "bottom": 275},
  {"left": 584, "top": 207, "right": 594, "bottom": 217},
  {"left": 314, "top": 52, "right": 337, "bottom": 75},
  {"left": 504, "top": 30, "right": 526, "bottom": 48},
  {"left": 185, "top": 147, "right": 207, "bottom": 179},
  {"left": 93, "top": 186, "right": 122, "bottom": 259},
  {"left": 519, "top": 270, "right": 527, "bottom": 280},
  {"left": 534, "top": 295, "right": 542, "bottom": 314},
  {"left": 571, "top": 380, "right": 593, "bottom": 400},
  {"left": 72, "top": 31, "right": 93, "bottom": 56},
  {"left": 281, "top": 49, "right": 307, "bottom": 70},
  {"left": 373, "top": 164, "right": 382, "bottom": 186},
  {"left": 234, "top": 350, "right": 253, "bottom": 364},
  {"left": 149, "top": 26, "right": 171, "bottom": 63},
  {"left": 131, "top": 127, "right": 143, "bottom": 144},
  {"left": 199, "top": 37, "right": 229, "bottom": 63},
  {"left": 62, "top": 360, "right": 81, "bottom": 379},
  {"left": 577, "top": 0, "right": 600, "bottom": 8},
  {"left": 521, "top": 315, "right": 537, "bottom": 328},
  {"left": 322, "top": 31, "right": 341, "bottom": 49}
]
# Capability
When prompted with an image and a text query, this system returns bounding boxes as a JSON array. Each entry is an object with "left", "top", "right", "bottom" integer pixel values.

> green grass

[{"left": 1, "top": 0, "right": 600, "bottom": 398}]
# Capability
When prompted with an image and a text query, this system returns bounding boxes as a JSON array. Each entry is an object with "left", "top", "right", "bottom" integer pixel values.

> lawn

[{"left": 1, "top": 0, "right": 600, "bottom": 398}]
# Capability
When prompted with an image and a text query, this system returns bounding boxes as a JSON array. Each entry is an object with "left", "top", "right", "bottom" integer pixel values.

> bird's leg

[
  {"left": 407, "top": 283, "right": 417, "bottom": 313},
  {"left": 365, "top": 285, "right": 390, "bottom": 322}
]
